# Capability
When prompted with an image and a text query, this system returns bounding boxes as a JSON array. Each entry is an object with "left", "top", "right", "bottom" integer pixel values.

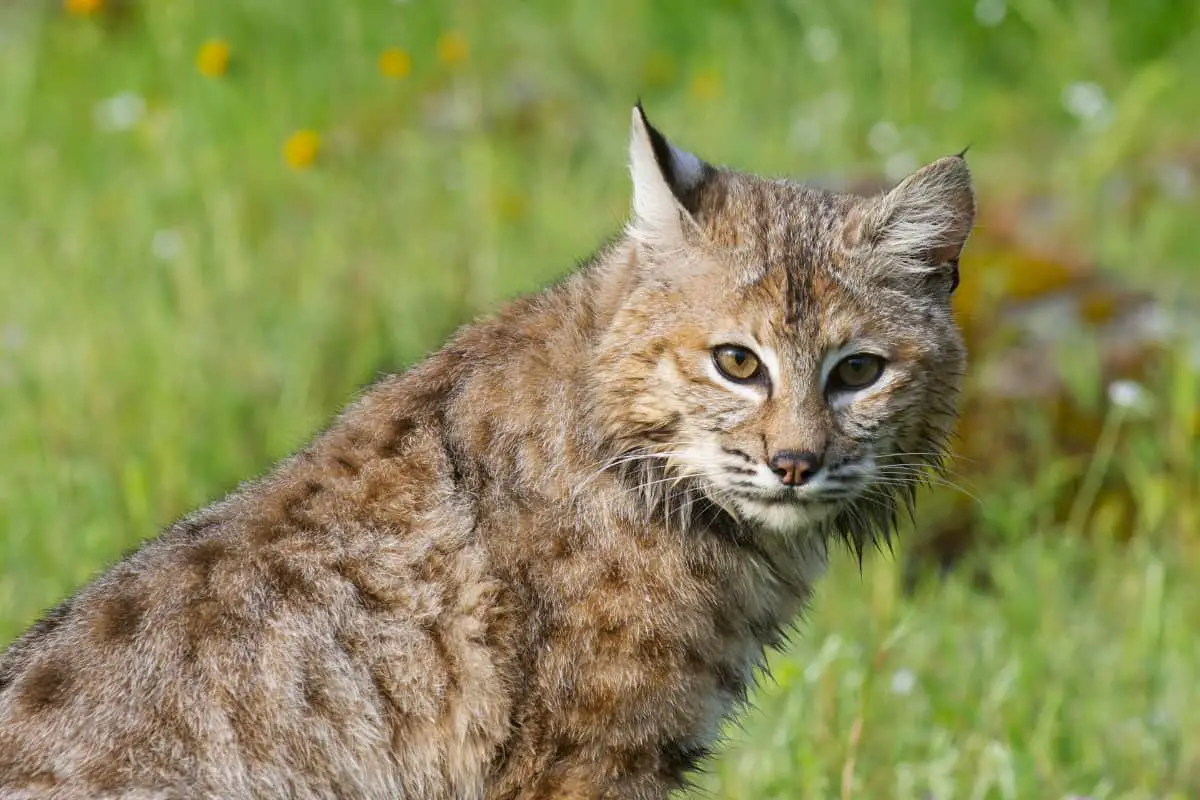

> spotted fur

[{"left": 0, "top": 106, "right": 975, "bottom": 799}]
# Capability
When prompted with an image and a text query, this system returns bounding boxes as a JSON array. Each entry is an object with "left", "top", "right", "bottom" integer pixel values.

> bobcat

[{"left": 0, "top": 105, "right": 975, "bottom": 799}]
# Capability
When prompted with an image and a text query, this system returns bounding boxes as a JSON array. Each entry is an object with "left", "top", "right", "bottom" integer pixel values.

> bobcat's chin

[{"left": 728, "top": 494, "right": 839, "bottom": 534}]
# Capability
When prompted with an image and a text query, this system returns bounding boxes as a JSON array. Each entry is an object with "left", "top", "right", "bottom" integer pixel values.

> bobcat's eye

[
  {"left": 829, "top": 353, "right": 885, "bottom": 392},
  {"left": 713, "top": 345, "right": 762, "bottom": 383}
]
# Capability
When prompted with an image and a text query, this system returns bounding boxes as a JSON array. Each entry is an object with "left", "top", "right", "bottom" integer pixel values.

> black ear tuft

[
  {"left": 638, "top": 105, "right": 683, "bottom": 191},
  {"left": 627, "top": 103, "right": 716, "bottom": 244},
  {"left": 630, "top": 103, "right": 711, "bottom": 213}
]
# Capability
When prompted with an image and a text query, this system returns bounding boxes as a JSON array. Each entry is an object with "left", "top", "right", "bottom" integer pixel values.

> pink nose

[{"left": 769, "top": 451, "right": 822, "bottom": 486}]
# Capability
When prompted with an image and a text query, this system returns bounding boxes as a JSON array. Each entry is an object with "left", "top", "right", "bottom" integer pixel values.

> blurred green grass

[{"left": 1, "top": 0, "right": 1199, "bottom": 796}]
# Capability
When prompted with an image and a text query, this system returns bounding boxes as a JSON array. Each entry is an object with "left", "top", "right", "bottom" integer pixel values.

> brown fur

[{"left": 0, "top": 106, "right": 975, "bottom": 799}]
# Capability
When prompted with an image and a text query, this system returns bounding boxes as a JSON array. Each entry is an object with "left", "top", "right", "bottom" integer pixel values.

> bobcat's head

[{"left": 590, "top": 105, "right": 975, "bottom": 550}]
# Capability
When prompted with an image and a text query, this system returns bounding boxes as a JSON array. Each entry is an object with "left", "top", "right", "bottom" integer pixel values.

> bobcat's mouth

[
  {"left": 703, "top": 453, "right": 878, "bottom": 534},
  {"left": 726, "top": 491, "right": 839, "bottom": 532},
  {"left": 722, "top": 478, "right": 861, "bottom": 531},
  {"left": 731, "top": 488, "right": 828, "bottom": 506}
]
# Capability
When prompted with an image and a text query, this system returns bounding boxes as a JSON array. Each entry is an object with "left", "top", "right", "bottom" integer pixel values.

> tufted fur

[{"left": 0, "top": 105, "right": 975, "bottom": 799}]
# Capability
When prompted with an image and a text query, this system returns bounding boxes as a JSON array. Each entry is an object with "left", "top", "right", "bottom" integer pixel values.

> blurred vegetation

[{"left": 1, "top": 0, "right": 1198, "bottom": 796}]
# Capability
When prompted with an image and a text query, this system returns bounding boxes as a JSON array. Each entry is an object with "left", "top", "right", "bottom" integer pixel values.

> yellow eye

[
  {"left": 831, "top": 353, "right": 885, "bottom": 391},
  {"left": 713, "top": 345, "right": 762, "bottom": 382}
]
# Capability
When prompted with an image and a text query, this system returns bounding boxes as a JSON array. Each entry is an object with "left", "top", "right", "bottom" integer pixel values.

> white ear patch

[
  {"left": 627, "top": 105, "right": 706, "bottom": 246},
  {"left": 628, "top": 108, "right": 682, "bottom": 238}
]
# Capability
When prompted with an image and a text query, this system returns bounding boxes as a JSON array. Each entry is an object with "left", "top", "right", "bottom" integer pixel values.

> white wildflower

[
  {"left": 867, "top": 120, "right": 900, "bottom": 154},
  {"left": 819, "top": 90, "right": 851, "bottom": 122},
  {"left": 150, "top": 229, "right": 184, "bottom": 262},
  {"left": 93, "top": 91, "right": 146, "bottom": 132},
  {"left": 804, "top": 27, "right": 839, "bottom": 64},
  {"left": 890, "top": 668, "right": 916, "bottom": 696},
  {"left": 789, "top": 116, "right": 822, "bottom": 151},
  {"left": 1106, "top": 379, "right": 1152, "bottom": 413},
  {"left": 885, "top": 151, "right": 918, "bottom": 182},
  {"left": 1061, "top": 81, "right": 1111, "bottom": 130},
  {"left": 974, "top": 0, "right": 1007, "bottom": 26}
]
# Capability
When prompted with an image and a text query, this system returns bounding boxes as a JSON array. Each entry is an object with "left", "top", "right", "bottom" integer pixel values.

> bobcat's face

[
  {"left": 593, "top": 107, "right": 974, "bottom": 543},
  {"left": 623, "top": 250, "right": 965, "bottom": 536}
]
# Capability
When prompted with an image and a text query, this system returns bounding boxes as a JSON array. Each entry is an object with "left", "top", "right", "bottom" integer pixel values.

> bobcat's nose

[{"left": 768, "top": 450, "right": 822, "bottom": 487}]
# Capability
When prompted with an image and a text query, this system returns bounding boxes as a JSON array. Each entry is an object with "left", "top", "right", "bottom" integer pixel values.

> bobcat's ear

[
  {"left": 627, "top": 102, "right": 712, "bottom": 248},
  {"left": 846, "top": 155, "right": 976, "bottom": 290}
]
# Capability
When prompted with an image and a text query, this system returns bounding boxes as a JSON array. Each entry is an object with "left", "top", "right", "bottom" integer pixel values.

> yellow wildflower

[
  {"left": 494, "top": 189, "right": 528, "bottom": 222},
  {"left": 436, "top": 31, "right": 469, "bottom": 66},
  {"left": 642, "top": 52, "right": 678, "bottom": 89},
  {"left": 689, "top": 68, "right": 722, "bottom": 101},
  {"left": 1079, "top": 290, "right": 1119, "bottom": 325},
  {"left": 378, "top": 47, "right": 412, "bottom": 80},
  {"left": 195, "top": 39, "right": 231, "bottom": 78},
  {"left": 283, "top": 130, "right": 320, "bottom": 170},
  {"left": 64, "top": 0, "right": 103, "bottom": 14}
]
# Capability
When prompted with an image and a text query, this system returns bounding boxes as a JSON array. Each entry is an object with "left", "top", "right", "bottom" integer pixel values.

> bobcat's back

[{"left": 0, "top": 365, "right": 518, "bottom": 798}]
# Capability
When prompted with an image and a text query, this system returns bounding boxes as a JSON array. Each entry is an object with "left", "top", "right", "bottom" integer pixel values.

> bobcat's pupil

[{"left": 714, "top": 345, "right": 762, "bottom": 382}]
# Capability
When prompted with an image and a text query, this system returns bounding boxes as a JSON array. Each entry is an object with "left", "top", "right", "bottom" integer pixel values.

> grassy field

[{"left": 2, "top": 0, "right": 1199, "bottom": 796}]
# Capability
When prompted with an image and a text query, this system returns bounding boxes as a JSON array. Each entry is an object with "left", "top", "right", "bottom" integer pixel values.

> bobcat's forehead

[
  {"left": 688, "top": 183, "right": 903, "bottom": 359},
  {"left": 697, "top": 175, "right": 856, "bottom": 273}
]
